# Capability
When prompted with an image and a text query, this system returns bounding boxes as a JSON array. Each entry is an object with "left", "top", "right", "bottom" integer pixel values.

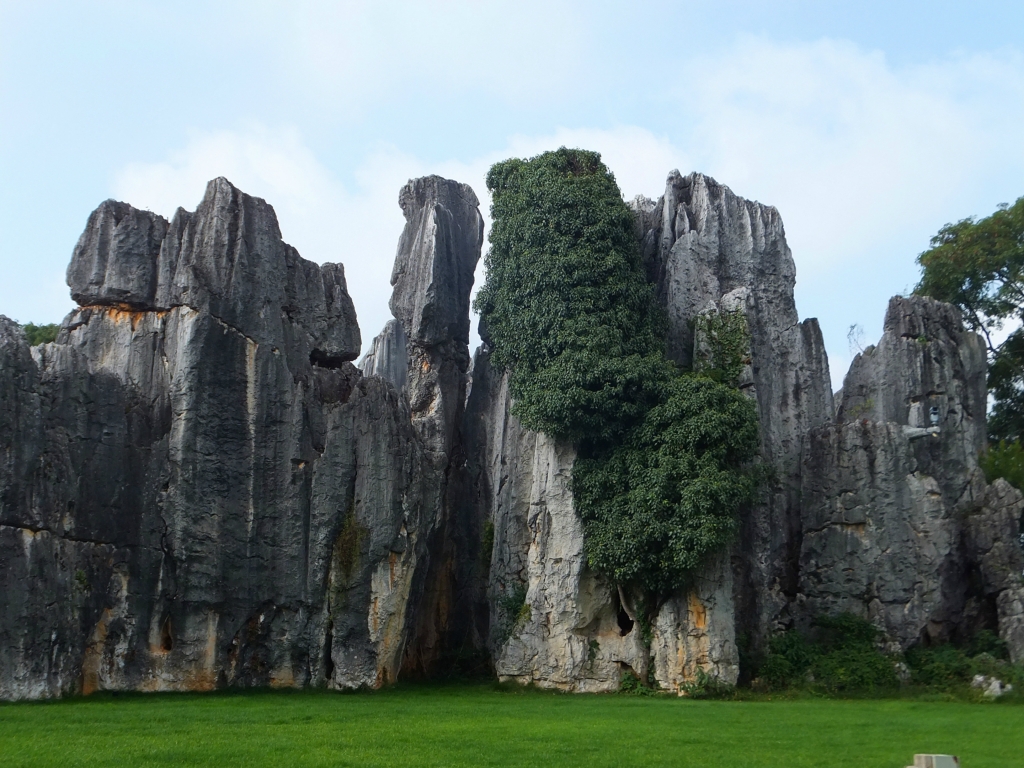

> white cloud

[
  {"left": 248, "top": 0, "right": 592, "bottom": 116},
  {"left": 683, "top": 37, "right": 1024, "bottom": 282},
  {"left": 661, "top": 37, "right": 1024, "bottom": 390}
]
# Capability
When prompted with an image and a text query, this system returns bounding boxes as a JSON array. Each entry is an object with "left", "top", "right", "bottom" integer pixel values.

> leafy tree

[
  {"left": 916, "top": 196, "right": 1024, "bottom": 442},
  {"left": 476, "top": 148, "right": 761, "bottom": 605},
  {"left": 21, "top": 323, "right": 59, "bottom": 346}
]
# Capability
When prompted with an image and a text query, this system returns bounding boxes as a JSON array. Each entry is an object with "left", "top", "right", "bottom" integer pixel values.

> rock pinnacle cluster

[{"left": 1, "top": 171, "right": 1021, "bottom": 699}]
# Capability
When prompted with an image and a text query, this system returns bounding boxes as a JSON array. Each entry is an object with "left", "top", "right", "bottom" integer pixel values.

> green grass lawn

[{"left": 1, "top": 684, "right": 1021, "bottom": 767}]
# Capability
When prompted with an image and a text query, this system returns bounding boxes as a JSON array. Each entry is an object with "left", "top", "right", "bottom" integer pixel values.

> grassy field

[{"left": 1, "top": 684, "right": 1022, "bottom": 767}]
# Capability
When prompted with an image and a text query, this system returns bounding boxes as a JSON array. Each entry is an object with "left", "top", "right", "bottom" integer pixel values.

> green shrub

[
  {"left": 680, "top": 668, "right": 735, "bottom": 699},
  {"left": 904, "top": 644, "right": 973, "bottom": 688},
  {"left": 905, "top": 636, "right": 1022, "bottom": 695},
  {"left": 980, "top": 439, "right": 1024, "bottom": 492},
  {"left": 476, "top": 148, "right": 761, "bottom": 605},
  {"left": 21, "top": 322, "right": 59, "bottom": 346},
  {"left": 619, "top": 668, "right": 657, "bottom": 695},
  {"left": 758, "top": 614, "right": 899, "bottom": 694}
]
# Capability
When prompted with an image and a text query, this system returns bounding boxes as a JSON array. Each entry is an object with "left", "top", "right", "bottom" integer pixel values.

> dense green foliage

[
  {"left": 476, "top": 148, "right": 669, "bottom": 446},
  {"left": 980, "top": 439, "right": 1024, "bottom": 492},
  {"left": 1, "top": 687, "right": 1022, "bottom": 767},
  {"left": 476, "top": 148, "right": 760, "bottom": 601},
  {"left": 21, "top": 322, "right": 59, "bottom": 346},
  {"left": 692, "top": 308, "right": 752, "bottom": 385},
  {"left": 904, "top": 631, "right": 1021, "bottom": 693},
  {"left": 755, "top": 614, "right": 1024, "bottom": 701},
  {"left": 758, "top": 614, "right": 900, "bottom": 694},
  {"left": 916, "top": 196, "right": 1024, "bottom": 442},
  {"left": 573, "top": 376, "right": 760, "bottom": 595}
]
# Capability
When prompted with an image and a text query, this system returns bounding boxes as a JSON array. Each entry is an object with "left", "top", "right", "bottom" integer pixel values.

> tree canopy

[
  {"left": 21, "top": 323, "right": 59, "bottom": 346},
  {"left": 476, "top": 148, "right": 760, "bottom": 603},
  {"left": 917, "top": 196, "right": 1024, "bottom": 441}
]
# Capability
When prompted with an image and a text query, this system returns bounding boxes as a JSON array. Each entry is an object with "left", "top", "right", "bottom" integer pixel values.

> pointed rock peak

[
  {"left": 194, "top": 176, "right": 283, "bottom": 241},
  {"left": 399, "top": 175, "right": 480, "bottom": 218},
  {"left": 64, "top": 179, "right": 360, "bottom": 359},
  {"left": 390, "top": 175, "right": 483, "bottom": 347}
]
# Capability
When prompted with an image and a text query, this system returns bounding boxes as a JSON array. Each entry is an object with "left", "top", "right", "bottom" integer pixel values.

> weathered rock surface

[
  {"left": 633, "top": 171, "right": 835, "bottom": 653},
  {"left": 798, "top": 296, "right": 1023, "bottom": 652},
  {"left": 5, "top": 166, "right": 1023, "bottom": 699},
  {"left": 67, "top": 179, "right": 361, "bottom": 363},
  {"left": 467, "top": 172, "right": 1022, "bottom": 691},
  {"left": 465, "top": 352, "right": 736, "bottom": 692},
  {"left": 455, "top": 171, "right": 833, "bottom": 692},
  {"left": 0, "top": 176, "right": 477, "bottom": 700},
  {"left": 359, "top": 176, "right": 484, "bottom": 675}
]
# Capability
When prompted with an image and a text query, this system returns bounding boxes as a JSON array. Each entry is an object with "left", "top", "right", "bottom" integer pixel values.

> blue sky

[{"left": 2, "top": 1, "right": 1023, "bottom": 389}]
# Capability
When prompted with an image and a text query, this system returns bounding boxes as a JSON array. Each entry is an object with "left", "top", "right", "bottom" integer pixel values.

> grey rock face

[
  {"left": 466, "top": 350, "right": 737, "bottom": 692},
  {"left": 634, "top": 171, "right": 834, "bottom": 648},
  {"left": 361, "top": 320, "right": 408, "bottom": 391},
  {"left": 798, "top": 296, "right": 1021, "bottom": 649},
  {"left": 7, "top": 165, "right": 1022, "bottom": 699},
  {"left": 359, "top": 176, "right": 484, "bottom": 675},
  {"left": 0, "top": 177, "right": 465, "bottom": 700},
  {"left": 966, "top": 480, "right": 1024, "bottom": 661},
  {"left": 455, "top": 171, "right": 832, "bottom": 691},
  {"left": 389, "top": 177, "right": 481, "bottom": 347},
  {"left": 67, "top": 177, "right": 361, "bottom": 363}
]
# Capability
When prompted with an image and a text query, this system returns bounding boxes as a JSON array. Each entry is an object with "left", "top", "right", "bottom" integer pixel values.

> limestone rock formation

[
  {"left": 467, "top": 345, "right": 741, "bottom": 692},
  {"left": 467, "top": 172, "right": 1022, "bottom": 691},
  {"left": 634, "top": 172, "right": 835, "bottom": 649},
  {"left": 462, "top": 171, "right": 828, "bottom": 691},
  {"left": 798, "top": 296, "right": 1023, "bottom": 654},
  {"left": 0, "top": 175, "right": 479, "bottom": 700},
  {"left": 4, "top": 165, "right": 1023, "bottom": 699},
  {"left": 359, "top": 175, "right": 484, "bottom": 674},
  {"left": 67, "top": 180, "right": 360, "bottom": 363}
]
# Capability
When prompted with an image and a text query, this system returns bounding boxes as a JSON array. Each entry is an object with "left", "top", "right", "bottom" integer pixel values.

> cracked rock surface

[
  {"left": 799, "top": 296, "right": 1023, "bottom": 653},
  {"left": 0, "top": 176, "right": 478, "bottom": 700},
  {"left": 360, "top": 175, "right": 484, "bottom": 676}
]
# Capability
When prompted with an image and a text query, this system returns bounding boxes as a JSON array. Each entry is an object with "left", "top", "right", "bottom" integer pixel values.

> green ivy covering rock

[{"left": 475, "top": 147, "right": 761, "bottom": 607}]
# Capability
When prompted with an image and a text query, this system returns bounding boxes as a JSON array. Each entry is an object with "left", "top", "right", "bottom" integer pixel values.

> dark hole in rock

[
  {"left": 160, "top": 616, "right": 173, "bottom": 652},
  {"left": 310, "top": 349, "right": 346, "bottom": 369},
  {"left": 617, "top": 606, "right": 634, "bottom": 636},
  {"left": 324, "top": 628, "right": 335, "bottom": 680}
]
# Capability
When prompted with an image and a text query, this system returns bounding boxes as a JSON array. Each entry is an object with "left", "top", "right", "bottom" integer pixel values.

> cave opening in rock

[
  {"left": 160, "top": 616, "right": 173, "bottom": 652},
  {"left": 617, "top": 605, "right": 634, "bottom": 636},
  {"left": 324, "top": 628, "right": 335, "bottom": 680},
  {"left": 310, "top": 349, "right": 346, "bottom": 369}
]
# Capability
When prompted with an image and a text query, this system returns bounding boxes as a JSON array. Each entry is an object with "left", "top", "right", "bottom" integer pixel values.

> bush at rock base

[{"left": 753, "top": 614, "right": 1024, "bottom": 700}]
